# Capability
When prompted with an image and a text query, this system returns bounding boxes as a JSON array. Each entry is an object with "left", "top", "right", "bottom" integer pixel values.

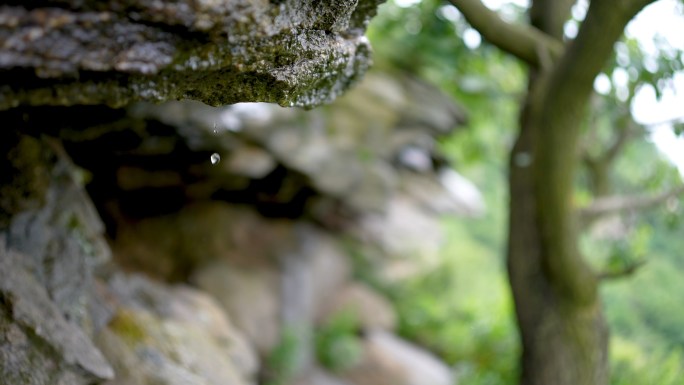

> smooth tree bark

[{"left": 448, "top": 0, "right": 657, "bottom": 384}]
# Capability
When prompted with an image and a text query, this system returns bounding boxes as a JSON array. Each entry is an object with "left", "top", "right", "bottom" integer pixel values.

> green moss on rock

[
  {"left": 0, "top": 0, "right": 382, "bottom": 109},
  {"left": 0, "top": 132, "right": 52, "bottom": 226},
  {"left": 107, "top": 310, "right": 149, "bottom": 344}
]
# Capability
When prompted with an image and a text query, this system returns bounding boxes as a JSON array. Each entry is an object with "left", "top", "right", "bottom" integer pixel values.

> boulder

[
  {"left": 112, "top": 202, "right": 293, "bottom": 281},
  {"left": 308, "top": 233, "right": 353, "bottom": 319},
  {"left": 95, "top": 273, "right": 258, "bottom": 385},
  {"left": 289, "top": 367, "right": 353, "bottom": 385},
  {"left": 0, "top": 240, "right": 114, "bottom": 385},
  {"left": 320, "top": 283, "right": 396, "bottom": 332},
  {"left": 355, "top": 195, "right": 445, "bottom": 267},
  {"left": 191, "top": 222, "right": 352, "bottom": 364},
  {"left": 0, "top": 137, "right": 115, "bottom": 384},
  {"left": 341, "top": 330, "right": 454, "bottom": 385},
  {"left": 192, "top": 260, "right": 282, "bottom": 357},
  {"left": 4, "top": 141, "right": 111, "bottom": 326}
]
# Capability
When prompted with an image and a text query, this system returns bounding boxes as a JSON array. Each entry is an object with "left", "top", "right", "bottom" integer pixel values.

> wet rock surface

[{"left": 0, "top": 0, "right": 382, "bottom": 109}]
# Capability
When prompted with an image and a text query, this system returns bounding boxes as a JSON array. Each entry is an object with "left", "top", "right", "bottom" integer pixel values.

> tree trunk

[
  {"left": 449, "top": 0, "right": 656, "bottom": 383},
  {"left": 507, "top": 83, "right": 610, "bottom": 385},
  {"left": 586, "top": 159, "right": 612, "bottom": 197},
  {"left": 504, "top": 1, "right": 635, "bottom": 384}
]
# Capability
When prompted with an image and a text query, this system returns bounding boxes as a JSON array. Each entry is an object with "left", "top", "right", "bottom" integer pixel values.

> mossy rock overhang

[{"left": 0, "top": 0, "right": 385, "bottom": 110}]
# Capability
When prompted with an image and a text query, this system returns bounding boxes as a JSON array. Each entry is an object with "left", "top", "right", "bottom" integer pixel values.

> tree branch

[
  {"left": 531, "top": 0, "right": 656, "bottom": 304},
  {"left": 579, "top": 185, "right": 684, "bottom": 224},
  {"left": 583, "top": 117, "right": 643, "bottom": 174},
  {"left": 603, "top": 122, "right": 640, "bottom": 164},
  {"left": 642, "top": 116, "right": 684, "bottom": 127},
  {"left": 598, "top": 259, "right": 646, "bottom": 280},
  {"left": 530, "top": 0, "right": 576, "bottom": 40},
  {"left": 447, "top": 0, "right": 564, "bottom": 68}
]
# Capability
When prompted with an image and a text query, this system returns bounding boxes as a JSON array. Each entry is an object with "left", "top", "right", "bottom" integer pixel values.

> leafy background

[{"left": 359, "top": 1, "right": 684, "bottom": 384}]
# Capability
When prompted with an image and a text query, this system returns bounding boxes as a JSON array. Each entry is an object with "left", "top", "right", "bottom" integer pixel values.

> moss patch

[
  {"left": 108, "top": 310, "right": 148, "bottom": 344},
  {"left": 0, "top": 131, "right": 52, "bottom": 226}
]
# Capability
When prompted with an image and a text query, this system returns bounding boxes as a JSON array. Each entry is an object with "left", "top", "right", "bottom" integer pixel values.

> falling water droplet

[
  {"left": 210, "top": 153, "right": 221, "bottom": 165},
  {"left": 212, "top": 121, "right": 218, "bottom": 134}
]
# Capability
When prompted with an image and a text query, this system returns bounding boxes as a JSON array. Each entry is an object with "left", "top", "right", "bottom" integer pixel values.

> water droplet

[
  {"left": 210, "top": 153, "right": 221, "bottom": 165},
  {"left": 212, "top": 122, "right": 217, "bottom": 134}
]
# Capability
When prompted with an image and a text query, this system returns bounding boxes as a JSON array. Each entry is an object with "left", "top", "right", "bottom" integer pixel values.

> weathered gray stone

[
  {"left": 0, "top": 128, "right": 120, "bottom": 385},
  {"left": 112, "top": 202, "right": 295, "bottom": 280},
  {"left": 0, "top": 240, "right": 114, "bottom": 385},
  {"left": 224, "top": 145, "right": 278, "bottom": 179},
  {"left": 355, "top": 195, "right": 444, "bottom": 266},
  {"left": 192, "top": 260, "right": 282, "bottom": 357},
  {"left": 320, "top": 282, "right": 396, "bottom": 332},
  {"left": 6, "top": 153, "right": 112, "bottom": 325},
  {"left": 309, "top": 234, "right": 352, "bottom": 321},
  {"left": 180, "top": 215, "right": 352, "bottom": 374},
  {"left": 436, "top": 169, "right": 486, "bottom": 217},
  {"left": 341, "top": 330, "right": 454, "bottom": 385},
  {"left": 95, "top": 273, "right": 258, "bottom": 385},
  {"left": 0, "top": 0, "right": 384, "bottom": 109},
  {"left": 289, "top": 367, "right": 353, "bottom": 385},
  {"left": 396, "top": 170, "right": 485, "bottom": 217}
]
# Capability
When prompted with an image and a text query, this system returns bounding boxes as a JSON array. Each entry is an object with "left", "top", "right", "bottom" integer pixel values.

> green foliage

[
  {"left": 612, "top": 131, "right": 682, "bottom": 191},
  {"left": 368, "top": 0, "right": 525, "bottom": 124},
  {"left": 611, "top": 339, "right": 684, "bottom": 385},
  {"left": 315, "top": 311, "right": 363, "bottom": 372},
  {"left": 673, "top": 121, "right": 684, "bottom": 137},
  {"left": 263, "top": 328, "right": 301, "bottom": 385},
  {"left": 367, "top": 2, "right": 684, "bottom": 385},
  {"left": 342, "top": 237, "right": 387, "bottom": 290},
  {"left": 381, "top": 219, "right": 519, "bottom": 385}
]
